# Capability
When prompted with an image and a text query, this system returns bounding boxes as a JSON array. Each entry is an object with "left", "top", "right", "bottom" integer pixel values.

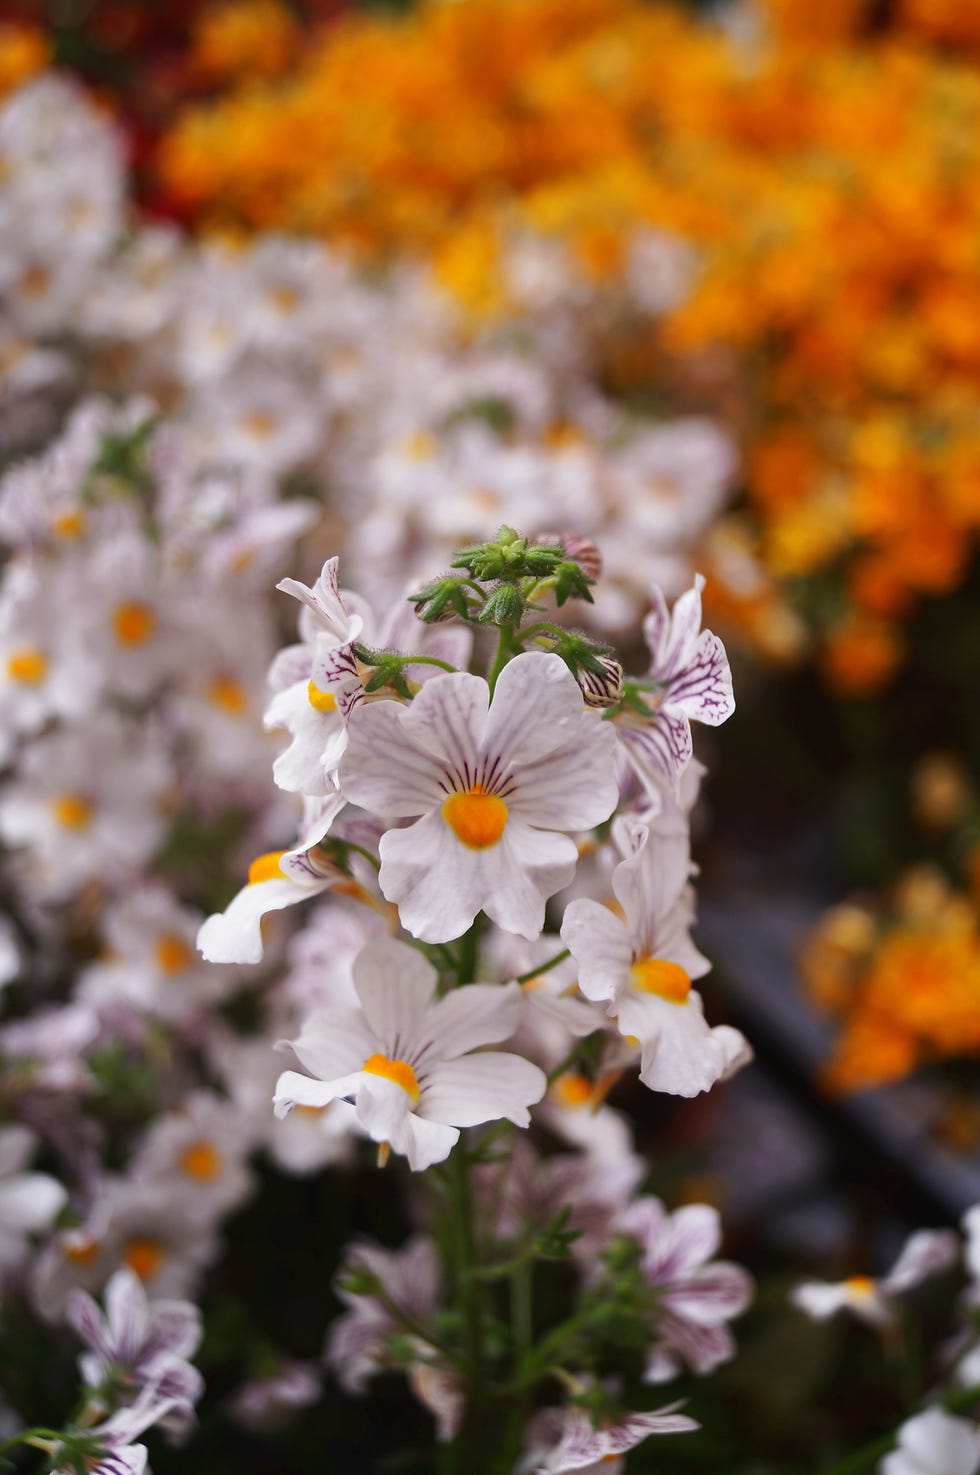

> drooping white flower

[
  {"left": 339, "top": 652, "right": 619, "bottom": 943},
  {"left": 274, "top": 937, "right": 546, "bottom": 1170},
  {"left": 613, "top": 1196, "right": 754, "bottom": 1383},
  {"left": 519, "top": 1400, "right": 698, "bottom": 1474},
  {"left": 879, "top": 1407, "right": 980, "bottom": 1475},
  {"left": 614, "top": 575, "right": 734, "bottom": 800},
  {"left": 197, "top": 792, "right": 346, "bottom": 964},
  {"left": 561, "top": 819, "right": 748, "bottom": 1096},
  {"left": 791, "top": 1228, "right": 960, "bottom": 1330}
]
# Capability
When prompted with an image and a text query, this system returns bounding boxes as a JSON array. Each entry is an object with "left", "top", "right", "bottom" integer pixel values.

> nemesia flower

[
  {"left": 0, "top": 713, "right": 172, "bottom": 899},
  {"left": 79, "top": 886, "right": 239, "bottom": 1026},
  {"left": 613, "top": 1196, "right": 754, "bottom": 1382},
  {"left": 791, "top": 1228, "right": 960, "bottom": 1329},
  {"left": 326, "top": 1235, "right": 462, "bottom": 1441},
  {"left": 0, "top": 1123, "right": 66, "bottom": 1276},
  {"left": 33, "top": 1179, "right": 220, "bottom": 1320},
  {"left": 263, "top": 556, "right": 369, "bottom": 795},
  {"left": 228, "top": 1361, "right": 321, "bottom": 1433},
  {"left": 614, "top": 575, "right": 734, "bottom": 800},
  {"left": 561, "top": 820, "right": 748, "bottom": 1096},
  {"left": 130, "top": 1092, "right": 255, "bottom": 1220},
  {"left": 66, "top": 1267, "right": 203, "bottom": 1422},
  {"left": 879, "top": 1407, "right": 980, "bottom": 1475},
  {"left": 196, "top": 791, "right": 346, "bottom": 964},
  {"left": 51, "top": 1383, "right": 185, "bottom": 1475},
  {"left": 339, "top": 652, "right": 619, "bottom": 943},
  {"left": 274, "top": 937, "right": 546, "bottom": 1170},
  {"left": 326, "top": 1235, "right": 440, "bottom": 1395},
  {"left": 519, "top": 1401, "right": 698, "bottom": 1474}
]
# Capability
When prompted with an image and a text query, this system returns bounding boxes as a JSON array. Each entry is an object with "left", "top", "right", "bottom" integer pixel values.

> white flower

[
  {"left": 0, "top": 713, "right": 172, "bottom": 899},
  {"left": 879, "top": 1408, "right": 980, "bottom": 1475},
  {"left": 130, "top": 1091, "right": 256, "bottom": 1219},
  {"left": 66, "top": 1267, "right": 203, "bottom": 1422},
  {"left": 0, "top": 1124, "right": 67, "bottom": 1277},
  {"left": 561, "top": 820, "right": 748, "bottom": 1096},
  {"left": 613, "top": 1196, "right": 754, "bottom": 1383},
  {"left": 264, "top": 557, "right": 368, "bottom": 795},
  {"left": 519, "top": 1401, "right": 698, "bottom": 1474},
  {"left": 792, "top": 1228, "right": 960, "bottom": 1329},
  {"left": 614, "top": 575, "right": 734, "bottom": 799},
  {"left": 339, "top": 652, "right": 619, "bottom": 943},
  {"left": 274, "top": 937, "right": 546, "bottom": 1170},
  {"left": 197, "top": 792, "right": 346, "bottom": 964}
]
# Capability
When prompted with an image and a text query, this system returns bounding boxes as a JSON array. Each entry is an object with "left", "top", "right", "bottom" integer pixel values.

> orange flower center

[
  {"left": 124, "top": 1237, "right": 164, "bottom": 1281},
  {"left": 155, "top": 933, "right": 194, "bottom": 975},
  {"left": 7, "top": 647, "right": 47, "bottom": 683},
  {"left": 63, "top": 1234, "right": 100, "bottom": 1266},
  {"left": 552, "top": 1071, "right": 594, "bottom": 1107},
  {"left": 248, "top": 849, "right": 287, "bottom": 884},
  {"left": 307, "top": 679, "right": 337, "bottom": 712},
  {"left": 113, "top": 601, "right": 156, "bottom": 646},
  {"left": 51, "top": 510, "right": 85, "bottom": 540},
  {"left": 180, "top": 1139, "right": 222, "bottom": 1181},
  {"left": 52, "top": 794, "right": 93, "bottom": 830},
  {"left": 362, "top": 1052, "right": 420, "bottom": 1103},
  {"left": 629, "top": 957, "right": 692, "bottom": 1004},
  {"left": 441, "top": 784, "right": 508, "bottom": 849},
  {"left": 844, "top": 1275, "right": 875, "bottom": 1299},
  {"left": 209, "top": 676, "right": 248, "bottom": 714}
]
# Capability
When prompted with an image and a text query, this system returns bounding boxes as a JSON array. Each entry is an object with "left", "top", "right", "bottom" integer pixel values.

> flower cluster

[
  {"left": 802, "top": 868, "right": 980, "bottom": 1095},
  {"left": 157, "top": 0, "right": 980, "bottom": 685},
  {"left": 188, "top": 526, "right": 751, "bottom": 1463}
]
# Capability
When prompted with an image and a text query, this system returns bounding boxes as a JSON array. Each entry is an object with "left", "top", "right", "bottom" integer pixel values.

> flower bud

[{"left": 576, "top": 655, "right": 625, "bottom": 709}]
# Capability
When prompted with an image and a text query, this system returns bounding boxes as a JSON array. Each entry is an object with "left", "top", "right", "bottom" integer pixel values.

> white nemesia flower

[
  {"left": 274, "top": 937, "right": 546, "bottom": 1170},
  {"left": 879, "top": 1407, "right": 980, "bottom": 1475},
  {"left": 197, "top": 791, "right": 346, "bottom": 964},
  {"left": 0, "top": 1124, "right": 67, "bottom": 1277},
  {"left": 519, "top": 1401, "right": 698, "bottom": 1474},
  {"left": 614, "top": 1196, "right": 754, "bottom": 1383},
  {"left": 339, "top": 651, "right": 619, "bottom": 943},
  {"left": 792, "top": 1228, "right": 960, "bottom": 1329},
  {"left": 614, "top": 575, "right": 734, "bottom": 800},
  {"left": 561, "top": 820, "right": 748, "bottom": 1096}
]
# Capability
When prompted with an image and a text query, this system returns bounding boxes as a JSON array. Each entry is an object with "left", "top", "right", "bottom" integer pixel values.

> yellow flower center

[
  {"left": 51, "top": 509, "right": 85, "bottom": 540},
  {"left": 155, "top": 933, "right": 194, "bottom": 975},
  {"left": 208, "top": 676, "right": 248, "bottom": 714},
  {"left": 52, "top": 794, "right": 93, "bottom": 830},
  {"left": 629, "top": 957, "right": 692, "bottom": 1004},
  {"left": 552, "top": 1072, "right": 594, "bottom": 1108},
  {"left": 6, "top": 647, "right": 47, "bottom": 683},
  {"left": 844, "top": 1275, "right": 876, "bottom": 1299},
  {"left": 441, "top": 784, "right": 508, "bottom": 849},
  {"left": 401, "top": 429, "right": 436, "bottom": 460},
  {"left": 307, "top": 679, "right": 337, "bottom": 712},
  {"left": 113, "top": 601, "right": 156, "bottom": 646},
  {"left": 243, "top": 411, "right": 275, "bottom": 439},
  {"left": 124, "top": 1237, "right": 164, "bottom": 1281},
  {"left": 180, "top": 1139, "right": 222, "bottom": 1181},
  {"left": 63, "top": 1234, "right": 100, "bottom": 1266},
  {"left": 248, "top": 849, "right": 287, "bottom": 884},
  {"left": 362, "top": 1052, "right": 420, "bottom": 1103}
]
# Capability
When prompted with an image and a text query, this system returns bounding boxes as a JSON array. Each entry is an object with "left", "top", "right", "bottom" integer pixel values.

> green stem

[
  {"left": 448, "top": 1138, "right": 488, "bottom": 1474},
  {"left": 511, "top": 1259, "right": 533, "bottom": 1362},
  {"left": 513, "top": 949, "right": 570, "bottom": 986},
  {"left": 487, "top": 625, "right": 513, "bottom": 697},
  {"left": 401, "top": 655, "right": 460, "bottom": 673}
]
